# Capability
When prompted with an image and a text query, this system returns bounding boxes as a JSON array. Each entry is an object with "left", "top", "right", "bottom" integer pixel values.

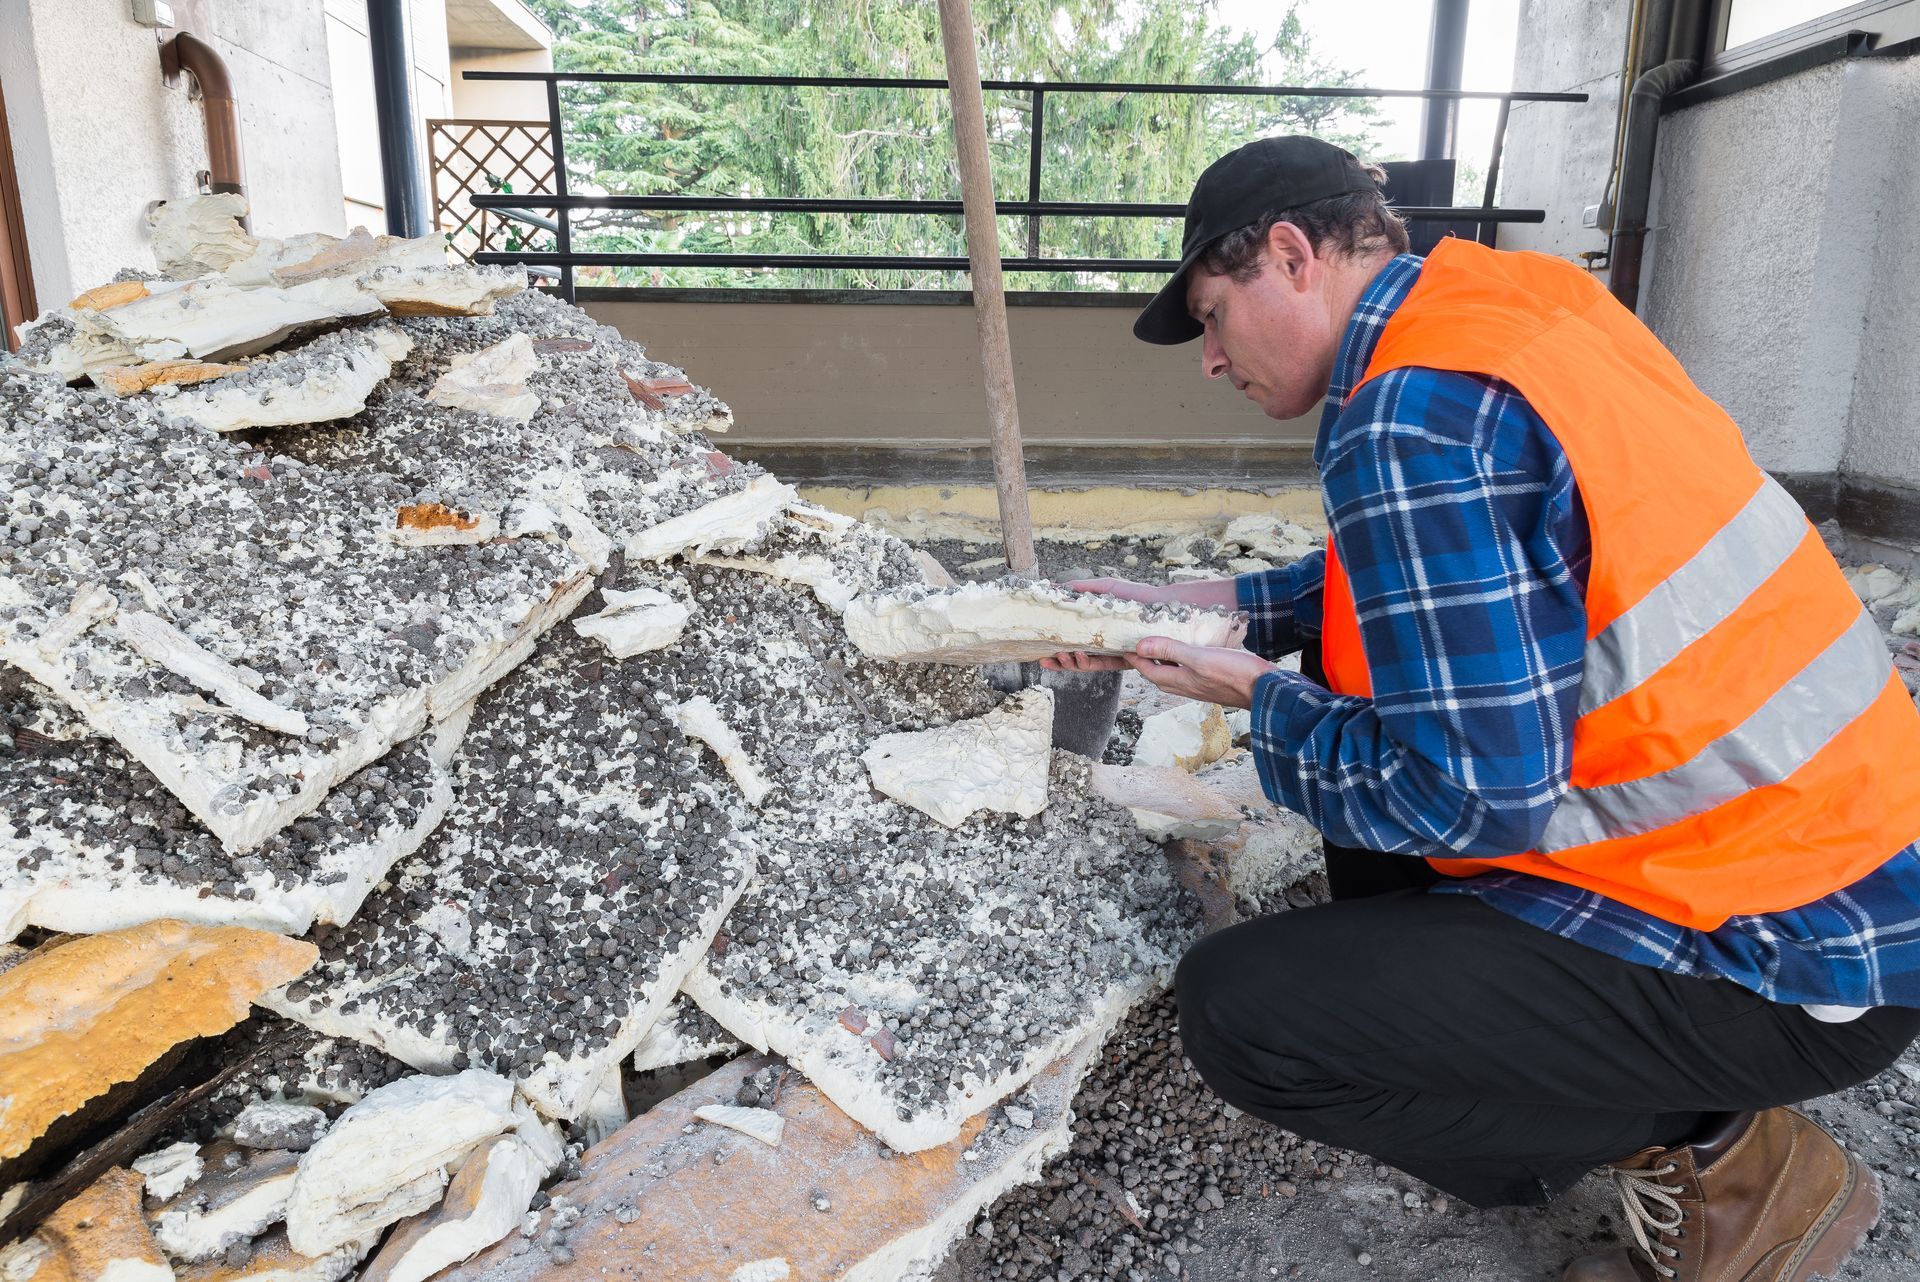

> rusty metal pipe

[{"left": 165, "top": 32, "right": 246, "bottom": 206}]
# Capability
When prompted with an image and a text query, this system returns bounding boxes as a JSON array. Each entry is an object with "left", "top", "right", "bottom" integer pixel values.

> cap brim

[{"left": 1132, "top": 246, "right": 1208, "bottom": 345}]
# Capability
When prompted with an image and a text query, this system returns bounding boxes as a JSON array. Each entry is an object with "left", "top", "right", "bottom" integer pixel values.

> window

[{"left": 1711, "top": 0, "right": 1920, "bottom": 69}]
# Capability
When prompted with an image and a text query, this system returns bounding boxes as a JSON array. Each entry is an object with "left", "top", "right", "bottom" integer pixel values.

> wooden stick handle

[{"left": 936, "top": 0, "right": 1037, "bottom": 576}]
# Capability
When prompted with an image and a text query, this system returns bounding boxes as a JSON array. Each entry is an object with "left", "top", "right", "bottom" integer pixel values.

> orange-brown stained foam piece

[
  {"left": 0, "top": 922, "right": 317, "bottom": 1162},
  {"left": 393, "top": 503, "right": 479, "bottom": 534},
  {"left": 3, "top": 1168, "right": 173, "bottom": 1282},
  {"left": 94, "top": 361, "right": 247, "bottom": 398},
  {"left": 175, "top": 1229, "right": 367, "bottom": 1282},
  {"left": 68, "top": 281, "right": 151, "bottom": 313}
]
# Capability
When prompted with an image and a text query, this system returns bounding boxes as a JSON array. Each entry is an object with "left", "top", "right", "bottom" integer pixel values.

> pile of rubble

[{"left": 1, "top": 197, "right": 1307, "bottom": 1282}]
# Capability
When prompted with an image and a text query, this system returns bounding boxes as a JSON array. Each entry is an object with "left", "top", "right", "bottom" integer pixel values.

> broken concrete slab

[
  {"left": 150, "top": 1143, "right": 299, "bottom": 1262},
  {"left": 259, "top": 607, "right": 758, "bottom": 1121},
  {"left": 426, "top": 334, "right": 540, "bottom": 423},
  {"left": 359, "top": 1135, "right": 544, "bottom": 1282},
  {"left": 844, "top": 579, "right": 1248, "bottom": 665},
  {"left": 0, "top": 368, "right": 597, "bottom": 852},
  {"left": 0, "top": 1169, "right": 171, "bottom": 1282},
  {"left": 229, "top": 1103, "right": 326, "bottom": 1153},
  {"left": 172, "top": 1229, "right": 370, "bottom": 1282},
  {"left": 1131, "top": 700, "right": 1233, "bottom": 772},
  {"left": 438, "top": 1038, "right": 1103, "bottom": 1282},
  {"left": 630, "top": 998, "right": 742, "bottom": 1074},
  {"left": 284, "top": 1070, "right": 515, "bottom": 1257},
  {"left": 132, "top": 1143, "right": 203, "bottom": 1203},
  {"left": 0, "top": 922, "right": 315, "bottom": 1163},
  {"left": 88, "top": 276, "right": 383, "bottom": 364},
  {"left": 1, "top": 669, "right": 454, "bottom": 942},
  {"left": 859, "top": 688, "right": 1053, "bottom": 827},
  {"left": 359, "top": 266, "right": 525, "bottom": 318},
  {"left": 628, "top": 475, "right": 798, "bottom": 562},
  {"left": 146, "top": 329, "right": 414, "bottom": 434},
  {"left": 569, "top": 586, "right": 689, "bottom": 658}
]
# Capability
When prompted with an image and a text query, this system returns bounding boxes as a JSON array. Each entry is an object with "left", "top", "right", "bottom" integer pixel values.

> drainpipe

[
  {"left": 1608, "top": 0, "right": 1709, "bottom": 310},
  {"left": 163, "top": 33, "right": 247, "bottom": 220},
  {"left": 366, "top": 0, "right": 430, "bottom": 238},
  {"left": 1419, "top": 0, "right": 1471, "bottom": 162}
]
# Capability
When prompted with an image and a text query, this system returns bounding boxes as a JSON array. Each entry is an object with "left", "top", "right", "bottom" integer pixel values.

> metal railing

[{"left": 460, "top": 69, "right": 1588, "bottom": 300}]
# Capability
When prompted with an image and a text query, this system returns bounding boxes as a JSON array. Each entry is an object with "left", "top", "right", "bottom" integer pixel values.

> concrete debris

[
  {"left": 151, "top": 329, "right": 415, "bottom": 434},
  {"left": 0, "top": 922, "right": 314, "bottom": 1163},
  {"left": 860, "top": 689, "right": 1053, "bottom": 827},
  {"left": 91, "top": 277, "right": 384, "bottom": 364},
  {"left": 172, "top": 1229, "right": 371, "bottom": 1282},
  {"left": 570, "top": 586, "right": 690, "bottom": 658},
  {"left": 1090, "top": 760, "right": 1247, "bottom": 843},
  {"left": 149, "top": 193, "right": 257, "bottom": 278},
  {"left": 426, "top": 334, "right": 540, "bottom": 423},
  {"left": 230, "top": 1103, "right": 328, "bottom": 1152},
  {"left": 439, "top": 1040, "right": 1102, "bottom": 1282},
  {"left": 0, "top": 1169, "right": 170, "bottom": 1282},
  {"left": 1219, "top": 513, "right": 1321, "bottom": 563},
  {"left": 259, "top": 614, "right": 757, "bottom": 1120},
  {"left": 132, "top": 1142, "right": 204, "bottom": 1202},
  {"left": 631, "top": 997, "right": 743, "bottom": 1073},
  {"left": 691, "top": 1105, "right": 786, "bottom": 1148},
  {"left": 151, "top": 1144, "right": 300, "bottom": 1262},
  {"left": 1131, "top": 700, "right": 1233, "bottom": 772},
  {"left": 844, "top": 579, "right": 1248, "bottom": 665},
  {"left": 283, "top": 1070, "right": 515, "bottom": 1256},
  {"left": 669, "top": 695, "right": 775, "bottom": 806},
  {"left": 1, "top": 670, "right": 453, "bottom": 940},
  {"left": 628, "top": 475, "right": 798, "bottom": 562},
  {"left": 94, "top": 360, "right": 247, "bottom": 398},
  {"left": 359, "top": 1136, "right": 544, "bottom": 1282},
  {"left": 359, "top": 266, "right": 526, "bottom": 318}
]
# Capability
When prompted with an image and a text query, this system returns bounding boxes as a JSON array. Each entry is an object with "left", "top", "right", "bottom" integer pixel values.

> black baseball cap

[{"left": 1133, "top": 135, "right": 1383, "bottom": 345}]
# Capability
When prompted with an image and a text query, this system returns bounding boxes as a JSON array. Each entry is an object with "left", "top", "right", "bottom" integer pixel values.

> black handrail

[{"left": 457, "top": 68, "right": 1586, "bottom": 299}]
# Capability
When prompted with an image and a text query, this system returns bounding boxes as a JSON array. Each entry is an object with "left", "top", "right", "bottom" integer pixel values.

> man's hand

[{"left": 1044, "top": 637, "right": 1276, "bottom": 709}]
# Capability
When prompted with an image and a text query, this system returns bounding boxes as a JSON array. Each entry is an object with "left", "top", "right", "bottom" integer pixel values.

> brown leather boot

[{"left": 1559, "top": 1108, "right": 1881, "bottom": 1281}]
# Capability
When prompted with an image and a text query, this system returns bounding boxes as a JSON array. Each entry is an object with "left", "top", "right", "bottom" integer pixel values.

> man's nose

[{"left": 1202, "top": 333, "right": 1228, "bottom": 380}]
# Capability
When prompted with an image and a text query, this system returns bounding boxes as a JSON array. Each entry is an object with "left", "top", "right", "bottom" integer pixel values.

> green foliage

[{"left": 520, "top": 0, "right": 1385, "bottom": 289}]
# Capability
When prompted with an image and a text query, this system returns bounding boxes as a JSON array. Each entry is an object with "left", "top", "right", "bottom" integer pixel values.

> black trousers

[
  {"left": 1175, "top": 844, "right": 1920, "bottom": 1208},
  {"left": 1177, "top": 647, "right": 1920, "bottom": 1207}
]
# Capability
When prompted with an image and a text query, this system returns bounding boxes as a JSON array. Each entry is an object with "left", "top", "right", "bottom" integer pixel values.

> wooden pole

[{"left": 935, "top": 0, "right": 1038, "bottom": 576}]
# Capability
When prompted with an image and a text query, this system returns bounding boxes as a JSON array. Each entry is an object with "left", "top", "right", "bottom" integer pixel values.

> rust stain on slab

[
  {"left": 394, "top": 503, "right": 481, "bottom": 534},
  {"left": 439, "top": 1045, "right": 1092, "bottom": 1282}
]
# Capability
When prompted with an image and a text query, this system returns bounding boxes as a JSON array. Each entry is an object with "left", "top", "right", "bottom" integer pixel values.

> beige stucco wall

[
  {"left": 583, "top": 297, "right": 1316, "bottom": 448},
  {"left": 449, "top": 47, "right": 552, "bottom": 121},
  {"left": 1, "top": 0, "right": 347, "bottom": 308}
]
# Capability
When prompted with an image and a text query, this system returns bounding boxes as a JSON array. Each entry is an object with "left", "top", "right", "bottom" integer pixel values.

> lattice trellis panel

[{"left": 427, "top": 119, "right": 556, "bottom": 261}]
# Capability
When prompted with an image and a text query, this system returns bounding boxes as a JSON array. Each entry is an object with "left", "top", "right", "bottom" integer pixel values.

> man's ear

[{"left": 1263, "top": 220, "right": 1317, "bottom": 292}]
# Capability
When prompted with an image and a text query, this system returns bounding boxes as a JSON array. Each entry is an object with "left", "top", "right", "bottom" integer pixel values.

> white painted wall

[
  {"left": 323, "top": 0, "right": 453, "bottom": 233},
  {"left": 0, "top": 0, "right": 345, "bottom": 307}
]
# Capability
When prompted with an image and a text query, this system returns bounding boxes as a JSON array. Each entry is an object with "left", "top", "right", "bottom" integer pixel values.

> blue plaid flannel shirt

[{"left": 1237, "top": 253, "right": 1920, "bottom": 1010}]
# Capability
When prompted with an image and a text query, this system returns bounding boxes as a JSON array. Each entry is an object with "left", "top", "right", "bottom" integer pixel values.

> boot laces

[{"left": 1607, "top": 1160, "right": 1688, "bottom": 1279}]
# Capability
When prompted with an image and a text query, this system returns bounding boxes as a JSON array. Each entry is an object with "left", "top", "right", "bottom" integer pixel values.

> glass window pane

[{"left": 1725, "top": 0, "right": 1854, "bottom": 47}]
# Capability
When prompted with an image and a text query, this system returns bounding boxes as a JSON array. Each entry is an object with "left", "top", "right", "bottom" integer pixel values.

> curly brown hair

[{"left": 1198, "top": 162, "right": 1410, "bottom": 283}]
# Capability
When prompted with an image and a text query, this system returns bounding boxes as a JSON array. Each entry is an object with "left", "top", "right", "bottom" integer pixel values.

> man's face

[{"left": 1185, "top": 224, "right": 1343, "bottom": 421}]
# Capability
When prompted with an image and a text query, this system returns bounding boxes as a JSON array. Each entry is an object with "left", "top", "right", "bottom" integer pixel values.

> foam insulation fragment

[
  {"left": 691, "top": 1104, "right": 785, "bottom": 1148},
  {"left": 860, "top": 688, "right": 1053, "bottom": 827},
  {"left": 628, "top": 474, "right": 798, "bottom": 561},
  {"left": 359, "top": 1136, "right": 545, "bottom": 1282},
  {"left": 571, "top": 586, "right": 690, "bottom": 658},
  {"left": 152, "top": 328, "right": 415, "bottom": 434},
  {"left": 845, "top": 578, "right": 1248, "bottom": 665},
  {"left": 426, "top": 333, "right": 541, "bottom": 422},
  {"left": 669, "top": 694, "right": 774, "bottom": 805},
  {"left": 1131, "top": 700, "right": 1233, "bottom": 772}
]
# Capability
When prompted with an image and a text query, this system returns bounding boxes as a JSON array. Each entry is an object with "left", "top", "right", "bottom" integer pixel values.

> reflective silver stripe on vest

[
  {"left": 1542, "top": 609, "right": 1891, "bottom": 851},
  {"left": 1579, "top": 475, "right": 1810, "bottom": 717}
]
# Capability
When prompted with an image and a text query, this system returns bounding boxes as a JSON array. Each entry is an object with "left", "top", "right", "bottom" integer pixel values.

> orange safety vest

[{"left": 1318, "top": 238, "right": 1920, "bottom": 931}]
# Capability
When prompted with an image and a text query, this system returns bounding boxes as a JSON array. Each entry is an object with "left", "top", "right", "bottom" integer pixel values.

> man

[{"left": 1044, "top": 135, "right": 1920, "bottom": 1281}]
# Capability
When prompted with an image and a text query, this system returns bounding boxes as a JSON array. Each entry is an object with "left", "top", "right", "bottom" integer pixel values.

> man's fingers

[
  {"left": 1040, "top": 651, "right": 1130, "bottom": 672},
  {"left": 1133, "top": 635, "right": 1196, "bottom": 666}
]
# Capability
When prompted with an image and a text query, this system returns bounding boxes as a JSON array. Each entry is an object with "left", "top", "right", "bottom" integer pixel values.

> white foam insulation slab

[{"left": 844, "top": 578, "right": 1249, "bottom": 665}]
